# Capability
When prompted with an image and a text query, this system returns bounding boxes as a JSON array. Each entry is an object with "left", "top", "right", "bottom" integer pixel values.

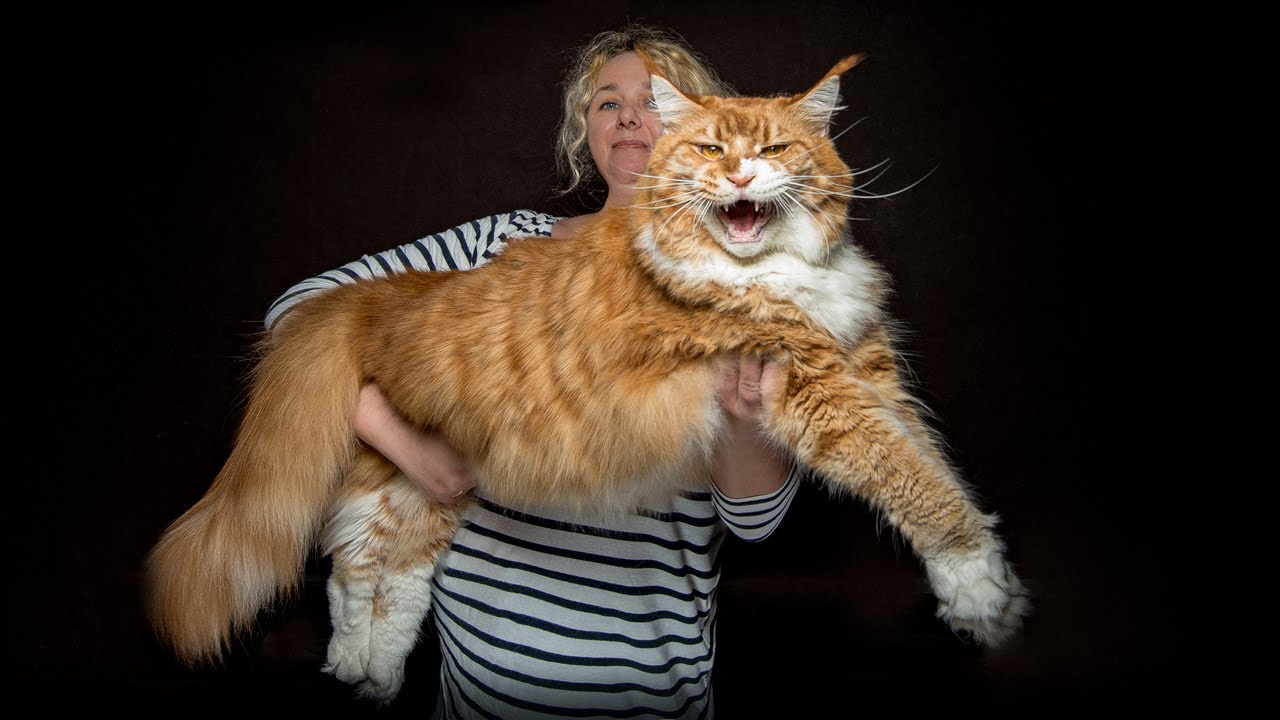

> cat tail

[{"left": 145, "top": 295, "right": 368, "bottom": 666}]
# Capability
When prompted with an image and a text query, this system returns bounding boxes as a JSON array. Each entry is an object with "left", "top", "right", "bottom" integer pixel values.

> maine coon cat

[{"left": 145, "top": 53, "right": 1030, "bottom": 702}]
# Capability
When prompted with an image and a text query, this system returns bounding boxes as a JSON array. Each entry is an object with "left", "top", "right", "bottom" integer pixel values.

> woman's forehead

[{"left": 594, "top": 52, "right": 651, "bottom": 92}]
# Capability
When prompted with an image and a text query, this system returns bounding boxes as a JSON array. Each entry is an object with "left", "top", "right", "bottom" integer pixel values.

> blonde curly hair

[{"left": 554, "top": 23, "right": 732, "bottom": 195}]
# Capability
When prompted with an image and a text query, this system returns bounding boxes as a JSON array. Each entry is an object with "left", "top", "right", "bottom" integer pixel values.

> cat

[{"left": 145, "top": 53, "right": 1030, "bottom": 702}]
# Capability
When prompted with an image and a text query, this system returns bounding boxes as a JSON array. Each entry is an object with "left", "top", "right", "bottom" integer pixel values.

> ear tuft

[
  {"left": 654, "top": 76, "right": 698, "bottom": 126},
  {"left": 792, "top": 53, "right": 867, "bottom": 136}
]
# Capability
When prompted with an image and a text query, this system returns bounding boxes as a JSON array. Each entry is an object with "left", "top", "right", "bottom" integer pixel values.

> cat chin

[
  {"left": 703, "top": 221, "right": 770, "bottom": 259},
  {"left": 717, "top": 236, "right": 767, "bottom": 259}
]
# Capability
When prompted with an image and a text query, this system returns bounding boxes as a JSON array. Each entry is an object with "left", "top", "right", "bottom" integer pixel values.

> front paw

[{"left": 924, "top": 546, "right": 1031, "bottom": 646}]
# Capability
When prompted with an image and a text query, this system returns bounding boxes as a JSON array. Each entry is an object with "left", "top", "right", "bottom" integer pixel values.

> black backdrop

[{"left": 7, "top": 0, "right": 1248, "bottom": 714}]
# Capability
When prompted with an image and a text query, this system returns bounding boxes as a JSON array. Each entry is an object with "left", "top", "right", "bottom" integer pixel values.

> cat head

[{"left": 635, "top": 54, "right": 864, "bottom": 265}]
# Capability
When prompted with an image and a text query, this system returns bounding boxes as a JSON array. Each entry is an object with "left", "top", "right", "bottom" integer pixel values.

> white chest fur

[{"left": 639, "top": 227, "right": 884, "bottom": 346}]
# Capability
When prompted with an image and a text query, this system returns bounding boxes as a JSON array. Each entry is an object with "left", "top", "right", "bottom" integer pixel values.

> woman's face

[{"left": 586, "top": 52, "right": 664, "bottom": 206}]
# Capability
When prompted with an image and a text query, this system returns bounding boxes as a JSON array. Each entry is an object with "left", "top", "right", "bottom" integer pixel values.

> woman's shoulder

[
  {"left": 428, "top": 209, "right": 561, "bottom": 239},
  {"left": 547, "top": 212, "right": 596, "bottom": 240},
  {"left": 499, "top": 209, "right": 563, "bottom": 238}
]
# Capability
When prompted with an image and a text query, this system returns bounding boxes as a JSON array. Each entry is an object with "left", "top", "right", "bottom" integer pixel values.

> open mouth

[{"left": 717, "top": 200, "right": 774, "bottom": 244}]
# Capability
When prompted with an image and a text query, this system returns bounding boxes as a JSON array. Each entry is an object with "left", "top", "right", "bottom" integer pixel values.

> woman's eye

[
  {"left": 599, "top": 101, "right": 619, "bottom": 111},
  {"left": 760, "top": 144, "right": 789, "bottom": 158},
  {"left": 697, "top": 145, "right": 724, "bottom": 160},
  {"left": 645, "top": 97, "right": 658, "bottom": 110}
]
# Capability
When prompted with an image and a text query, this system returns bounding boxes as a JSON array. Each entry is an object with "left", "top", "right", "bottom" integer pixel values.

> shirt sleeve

[
  {"left": 711, "top": 462, "right": 803, "bottom": 542},
  {"left": 264, "top": 209, "right": 559, "bottom": 331}
]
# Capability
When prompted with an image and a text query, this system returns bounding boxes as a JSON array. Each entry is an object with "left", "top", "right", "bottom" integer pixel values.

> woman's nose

[{"left": 618, "top": 103, "right": 641, "bottom": 128}]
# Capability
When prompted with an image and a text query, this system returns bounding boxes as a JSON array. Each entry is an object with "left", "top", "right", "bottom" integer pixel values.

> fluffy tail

[{"left": 145, "top": 297, "right": 366, "bottom": 666}]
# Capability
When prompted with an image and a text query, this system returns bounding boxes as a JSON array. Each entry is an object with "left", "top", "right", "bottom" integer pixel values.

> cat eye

[
  {"left": 697, "top": 145, "right": 725, "bottom": 160},
  {"left": 760, "top": 144, "right": 789, "bottom": 158}
]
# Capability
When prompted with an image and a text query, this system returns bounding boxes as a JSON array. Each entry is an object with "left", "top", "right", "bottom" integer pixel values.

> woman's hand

[
  {"left": 353, "top": 384, "right": 476, "bottom": 503},
  {"left": 711, "top": 354, "right": 790, "bottom": 498}
]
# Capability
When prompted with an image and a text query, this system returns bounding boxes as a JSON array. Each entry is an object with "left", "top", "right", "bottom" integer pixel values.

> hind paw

[
  {"left": 354, "top": 656, "right": 406, "bottom": 704},
  {"left": 925, "top": 546, "right": 1031, "bottom": 646},
  {"left": 323, "top": 626, "right": 372, "bottom": 685},
  {"left": 324, "top": 629, "right": 408, "bottom": 703}
]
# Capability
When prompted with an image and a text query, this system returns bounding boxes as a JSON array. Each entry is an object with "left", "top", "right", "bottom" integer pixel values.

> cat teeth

[
  {"left": 718, "top": 202, "right": 767, "bottom": 213},
  {"left": 717, "top": 201, "right": 773, "bottom": 216}
]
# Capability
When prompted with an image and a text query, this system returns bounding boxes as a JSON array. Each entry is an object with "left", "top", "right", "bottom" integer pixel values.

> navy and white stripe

[
  {"left": 264, "top": 210, "right": 801, "bottom": 718},
  {"left": 264, "top": 210, "right": 558, "bottom": 331},
  {"left": 432, "top": 473, "right": 798, "bottom": 720}
]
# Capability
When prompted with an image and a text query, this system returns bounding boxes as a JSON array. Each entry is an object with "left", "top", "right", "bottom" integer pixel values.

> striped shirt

[{"left": 266, "top": 210, "right": 800, "bottom": 719}]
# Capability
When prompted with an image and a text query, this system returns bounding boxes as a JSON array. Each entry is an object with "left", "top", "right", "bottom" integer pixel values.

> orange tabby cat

[{"left": 146, "top": 54, "right": 1029, "bottom": 701}]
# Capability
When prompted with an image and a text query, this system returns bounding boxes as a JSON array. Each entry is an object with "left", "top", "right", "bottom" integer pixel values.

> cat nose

[{"left": 727, "top": 173, "right": 755, "bottom": 188}]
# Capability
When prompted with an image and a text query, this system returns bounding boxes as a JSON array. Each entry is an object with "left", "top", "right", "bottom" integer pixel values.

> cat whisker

[
  {"left": 828, "top": 116, "right": 868, "bottom": 145},
  {"left": 851, "top": 160, "right": 894, "bottom": 190},
  {"left": 632, "top": 171, "right": 692, "bottom": 186},
  {"left": 632, "top": 189, "right": 706, "bottom": 210},
  {"left": 852, "top": 157, "right": 892, "bottom": 176},
  {"left": 788, "top": 157, "right": 891, "bottom": 188},
  {"left": 640, "top": 184, "right": 711, "bottom": 207},
  {"left": 655, "top": 196, "right": 702, "bottom": 236},
  {"left": 637, "top": 181, "right": 695, "bottom": 193},
  {"left": 789, "top": 171, "right": 856, "bottom": 181},
  {"left": 777, "top": 117, "right": 869, "bottom": 169},
  {"left": 851, "top": 164, "right": 938, "bottom": 200},
  {"left": 775, "top": 187, "right": 816, "bottom": 227},
  {"left": 780, "top": 181, "right": 858, "bottom": 202}
]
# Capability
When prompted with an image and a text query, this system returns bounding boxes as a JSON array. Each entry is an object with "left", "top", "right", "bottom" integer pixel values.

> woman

[{"left": 267, "top": 24, "right": 799, "bottom": 719}]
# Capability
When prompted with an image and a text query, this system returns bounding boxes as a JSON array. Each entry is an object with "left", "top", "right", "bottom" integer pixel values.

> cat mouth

[{"left": 717, "top": 200, "right": 774, "bottom": 244}]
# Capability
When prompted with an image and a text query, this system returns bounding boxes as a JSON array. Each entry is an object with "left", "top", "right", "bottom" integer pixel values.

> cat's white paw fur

[
  {"left": 323, "top": 575, "right": 377, "bottom": 689},
  {"left": 924, "top": 545, "right": 1030, "bottom": 646},
  {"left": 322, "top": 563, "right": 437, "bottom": 704},
  {"left": 326, "top": 624, "right": 406, "bottom": 704}
]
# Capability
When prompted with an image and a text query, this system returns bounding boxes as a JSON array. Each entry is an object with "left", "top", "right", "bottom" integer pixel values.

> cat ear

[
  {"left": 650, "top": 74, "right": 700, "bottom": 128},
  {"left": 633, "top": 50, "right": 701, "bottom": 128},
  {"left": 792, "top": 54, "right": 866, "bottom": 137}
]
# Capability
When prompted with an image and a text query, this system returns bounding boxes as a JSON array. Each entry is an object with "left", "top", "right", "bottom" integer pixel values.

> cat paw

[
  {"left": 354, "top": 655, "right": 407, "bottom": 704},
  {"left": 324, "top": 634, "right": 407, "bottom": 703},
  {"left": 323, "top": 629, "right": 372, "bottom": 686},
  {"left": 924, "top": 546, "right": 1031, "bottom": 647}
]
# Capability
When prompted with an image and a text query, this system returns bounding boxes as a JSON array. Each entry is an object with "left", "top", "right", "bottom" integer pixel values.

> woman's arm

[
  {"left": 710, "top": 354, "right": 802, "bottom": 541},
  {"left": 710, "top": 354, "right": 789, "bottom": 498},
  {"left": 353, "top": 384, "right": 476, "bottom": 502}
]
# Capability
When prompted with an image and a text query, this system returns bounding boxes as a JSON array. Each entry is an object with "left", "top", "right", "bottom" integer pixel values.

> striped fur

[{"left": 145, "top": 54, "right": 1029, "bottom": 701}]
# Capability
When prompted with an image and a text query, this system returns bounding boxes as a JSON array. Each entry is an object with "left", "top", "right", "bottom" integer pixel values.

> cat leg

[
  {"left": 324, "top": 537, "right": 382, "bottom": 693},
  {"left": 335, "top": 558, "right": 435, "bottom": 703},
  {"left": 323, "top": 454, "right": 403, "bottom": 699},
  {"left": 771, "top": 333, "right": 1030, "bottom": 645},
  {"left": 322, "top": 452, "right": 463, "bottom": 703},
  {"left": 358, "top": 482, "right": 464, "bottom": 702}
]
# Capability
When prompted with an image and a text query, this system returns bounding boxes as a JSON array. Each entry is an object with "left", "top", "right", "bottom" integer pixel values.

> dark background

[{"left": 7, "top": 0, "right": 1248, "bottom": 714}]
